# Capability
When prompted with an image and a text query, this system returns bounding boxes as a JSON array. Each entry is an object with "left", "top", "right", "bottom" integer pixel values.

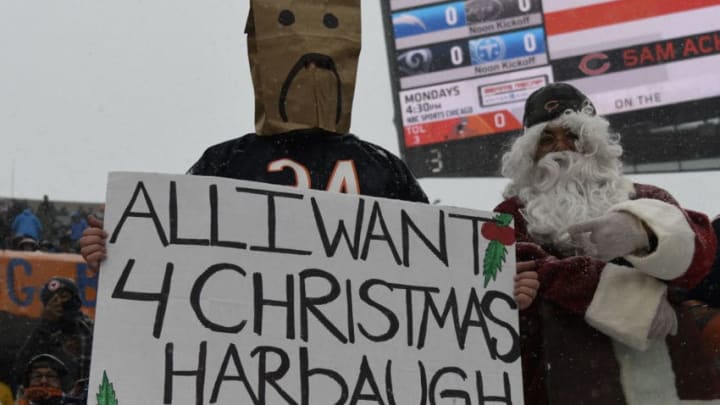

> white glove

[
  {"left": 567, "top": 212, "right": 650, "bottom": 261},
  {"left": 647, "top": 297, "right": 678, "bottom": 339}
]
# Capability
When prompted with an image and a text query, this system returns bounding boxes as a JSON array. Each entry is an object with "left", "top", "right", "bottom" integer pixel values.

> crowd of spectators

[
  {"left": 1, "top": 278, "right": 93, "bottom": 405},
  {"left": 0, "top": 196, "right": 101, "bottom": 254}
]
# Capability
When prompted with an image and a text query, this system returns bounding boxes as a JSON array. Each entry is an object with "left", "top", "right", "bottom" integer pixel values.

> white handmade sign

[{"left": 88, "top": 172, "right": 522, "bottom": 405}]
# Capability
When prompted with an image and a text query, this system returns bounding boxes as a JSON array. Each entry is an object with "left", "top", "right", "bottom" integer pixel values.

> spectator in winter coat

[
  {"left": 11, "top": 278, "right": 93, "bottom": 397},
  {"left": 11, "top": 208, "right": 42, "bottom": 248},
  {"left": 14, "top": 354, "right": 84, "bottom": 405}
]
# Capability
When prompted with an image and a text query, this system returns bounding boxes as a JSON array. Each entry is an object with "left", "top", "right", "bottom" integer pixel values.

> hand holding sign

[
  {"left": 514, "top": 262, "right": 539, "bottom": 311},
  {"left": 79, "top": 215, "right": 107, "bottom": 272}
]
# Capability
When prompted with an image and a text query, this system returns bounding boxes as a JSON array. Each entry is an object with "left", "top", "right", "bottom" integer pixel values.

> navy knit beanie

[
  {"left": 523, "top": 82, "right": 596, "bottom": 128},
  {"left": 40, "top": 277, "right": 82, "bottom": 312}
]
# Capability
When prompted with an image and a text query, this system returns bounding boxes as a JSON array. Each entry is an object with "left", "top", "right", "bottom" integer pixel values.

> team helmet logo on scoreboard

[
  {"left": 393, "top": 14, "right": 428, "bottom": 33},
  {"left": 469, "top": 37, "right": 506, "bottom": 64},
  {"left": 465, "top": 0, "right": 503, "bottom": 23},
  {"left": 397, "top": 49, "right": 434, "bottom": 76}
]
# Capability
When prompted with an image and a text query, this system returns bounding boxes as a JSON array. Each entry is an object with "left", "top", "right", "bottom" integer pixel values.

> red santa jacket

[{"left": 495, "top": 183, "right": 720, "bottom": 405}]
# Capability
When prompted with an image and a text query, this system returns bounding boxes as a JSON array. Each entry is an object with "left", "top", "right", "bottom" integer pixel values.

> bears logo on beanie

[
  {"left": 523, "top": 82, "right": 596, "bottom": 128},
  {"left": 40, "top": 277, "right": 82, "bottom": 312}
]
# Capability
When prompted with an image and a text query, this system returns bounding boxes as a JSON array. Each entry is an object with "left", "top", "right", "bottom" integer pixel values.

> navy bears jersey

[{"left": 189, "top": 129, "right": 429, "bottom": 204}]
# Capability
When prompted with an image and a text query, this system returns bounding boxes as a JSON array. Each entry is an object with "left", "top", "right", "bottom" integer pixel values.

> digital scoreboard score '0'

[
  {"left": 392, "top": 0, "right": 544, "bottom": 50},
  {"left": 396, "top": 27, "right": 548, "bottom": 90},
  {"left": 393, "top": 2, "right": 468, "bottom": 39}
]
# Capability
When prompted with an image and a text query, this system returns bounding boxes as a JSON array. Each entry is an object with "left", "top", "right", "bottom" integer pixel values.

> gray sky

[
  {"left": 1, "top": 1, "right": 718, "bottom": 215},
  {"left": 0, "top": 1, "right": 406, "bottom": 202}
]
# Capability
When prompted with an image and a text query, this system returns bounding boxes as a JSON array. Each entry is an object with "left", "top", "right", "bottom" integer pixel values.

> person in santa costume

[{"left": 495, "top": 82, "right": 720, "bottom": 404}]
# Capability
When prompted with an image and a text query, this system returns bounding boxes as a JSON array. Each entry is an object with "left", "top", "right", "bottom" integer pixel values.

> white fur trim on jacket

[
  {"left": 585, "top": 263, "right": 666, "bottom": 351},
  {"left": 614, "top": 339, "right": 720, "bottom": 404},
  {"left": 609, "top": 198, "right": 695, "bottom": 280}
]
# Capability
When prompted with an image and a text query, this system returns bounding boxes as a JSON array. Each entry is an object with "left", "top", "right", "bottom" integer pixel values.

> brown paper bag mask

[{"left": 247, "top": 0, "right": 361, "bottom": 135}]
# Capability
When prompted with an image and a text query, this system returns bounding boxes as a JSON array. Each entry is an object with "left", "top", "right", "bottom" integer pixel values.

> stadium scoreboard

[{"left": 382, "top": 0, "right": 720, "bottom": 177}]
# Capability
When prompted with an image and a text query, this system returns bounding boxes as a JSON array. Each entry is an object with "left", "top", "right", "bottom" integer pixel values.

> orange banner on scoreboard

[
  {"left": 544, "top": 0, "right": 720, "bottom": 36},
  {"left": 0, "top": 251, "right": 97, "bottom": 319}
]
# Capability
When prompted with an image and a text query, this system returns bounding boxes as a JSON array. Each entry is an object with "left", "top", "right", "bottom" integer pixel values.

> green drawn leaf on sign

[
  {"left": 494, "top": 213, "right": 513, "bottom": 227},
  {"left": 483, "top": 240, "right": 508, "bottom": 288},
  {"left": 97, "top": 371, "right": 118, "bottom": 405}
]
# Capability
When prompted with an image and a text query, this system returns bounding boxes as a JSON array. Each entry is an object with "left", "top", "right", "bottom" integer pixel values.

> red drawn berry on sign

[
  {"left": 481, "top": 221, "right": 515, "bottom": 246},
  {"left": 497, "top": 226, "right": 515, "bottom": 246},
  {"left": 481, "top": 221, "right": 499, "bottom": 239}
]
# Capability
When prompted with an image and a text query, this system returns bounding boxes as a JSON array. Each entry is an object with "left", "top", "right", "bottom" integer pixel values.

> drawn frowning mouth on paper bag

[{"left": 279, "top": 53, "right": 342, "bottom": 126}]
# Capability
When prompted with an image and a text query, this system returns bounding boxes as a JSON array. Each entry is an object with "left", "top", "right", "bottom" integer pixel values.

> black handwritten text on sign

[{"left": 89, "top": 172, "right": 522, "bottom": 405}]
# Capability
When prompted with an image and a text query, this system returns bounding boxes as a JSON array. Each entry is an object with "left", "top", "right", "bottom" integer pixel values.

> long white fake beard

[{"left": 519, "top": 151, "right": 633, "bottom": 256}]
